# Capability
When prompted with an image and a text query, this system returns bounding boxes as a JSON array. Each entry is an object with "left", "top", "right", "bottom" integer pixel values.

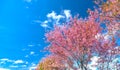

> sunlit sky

[{"left": 1, "top": 0, "right": 119, "bottom": 70}]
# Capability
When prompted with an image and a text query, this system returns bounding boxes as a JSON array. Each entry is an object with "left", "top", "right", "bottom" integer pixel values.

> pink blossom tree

[{"left": 37, "top": 0, "right": 120, "bottom": 70}]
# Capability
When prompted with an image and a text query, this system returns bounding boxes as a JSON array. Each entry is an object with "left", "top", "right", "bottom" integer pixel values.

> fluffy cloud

[
  {"left": 64, "top": 10, "right": 71, "bottom": 19},
  {"left": 47, "top": 11, "right": 65, "bottom": 24},
  {"left": 47, "top": 11, "right": 57, "bottom": 19},
  {"left": 47, "top": 11, "right": 65, "bottom": 20},
  {"left": 34, "top": 10, "right": 72, "bottom": 28}
]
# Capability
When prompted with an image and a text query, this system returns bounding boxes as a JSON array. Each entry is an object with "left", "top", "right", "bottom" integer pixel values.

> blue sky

[{"left": 0, "top": 0, "right": 96, "bottom": 70}]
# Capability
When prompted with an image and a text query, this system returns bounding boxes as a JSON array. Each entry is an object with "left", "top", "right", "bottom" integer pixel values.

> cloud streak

[
  {"left": 0, "top": 68, "right": 10, "bottom": 70},
  {"left": 13, "top": 60, "right": 24, "bottom": 64},
  {"left": 0, "top": 58, "right": 25, "bottom": 64},
  {"left": 0, "top": 58, "right": 13, "bottom": 62}
]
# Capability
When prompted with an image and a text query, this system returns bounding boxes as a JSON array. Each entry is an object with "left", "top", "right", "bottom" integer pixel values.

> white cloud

[
  {"left": 0, "top": 68, "right": 10, "bottom": 70},
  {"left": 0, "top": 58, "right": 10, "bottom": 61},
  {"left": 0, "top": 58, "right": 25, "bottom": 66},
  {"left": 43, "top": 20, "right": 49, "bottom": 24},
  {"left": 41, "top": 23, "right": 48, "bottom": 28},
  {"left": 64, "top": 10, "right": 71, "bottom": 19},
  {"left": 28, "top": 44, "right": 34, "bottom": 47},
  {"left": 47, "top": 11, "right": 57, "bottom": 19},
  {"left": 0, "top": 58, "right": 34, "bottom": 70},
  {"left": 0, "top": 61, "right": 5, "bottom": 64},
  {"left": 47, "top": 11, "right": 65, "bottom": 24},
  {"left": 14, "top": 60, "right": 24, "bottom": 64},
  {"left": 33, "top": 20, "right": 49, "bottom": 28},
  {"left": 56, "top": 15, "right": 65, "bottom": 24},
  {"left": 9, "top": 65, "right": 18, "bottom": 68},
  {"left": 30, "top": 51, "right": 35, "bottom": 55},
  {"left": 0, "top": 58, "right": 13, "bottom": 62},
  {"left": 47, "top": 11, "right": 65, "bottom": 20},
  {"left": 34, "top": 10, "right": 71, "bottom": 28},
  {"left": 29, "top": 66, "right": 36, "bottom": 70},
  {"left": 29, "top": 63, "right": 37, "bottom": 70},
  {"left": 40, "top": 19, "right": 53, "bottom": 28}
]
